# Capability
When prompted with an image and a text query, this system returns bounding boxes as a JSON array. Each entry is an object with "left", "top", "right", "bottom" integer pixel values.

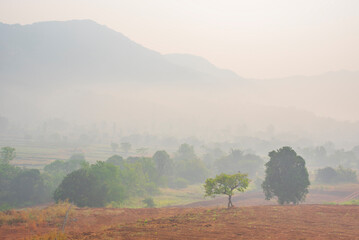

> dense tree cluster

[
  {"left": 298, "top": 145, "right": 359, "bottom": 169},
  {"left": 54, "top": 162, "right": 125, "bottom": 207},
  {"left": 0, "top": 143, "right": 212, "bottom": 208},
  {"left": 0, "top": 147, "right": 49, "bottom": 210},
  {"left": 316, "top": 166, "right": 357, "bottom": 184},
  {"left": 214, "top": 149, "right": 263, "bottom": 178}
]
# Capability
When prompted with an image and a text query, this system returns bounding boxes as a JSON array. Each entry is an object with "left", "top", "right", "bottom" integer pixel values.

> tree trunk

[{"left": 228, "top": 195, "right": 233, "bottom": 208}]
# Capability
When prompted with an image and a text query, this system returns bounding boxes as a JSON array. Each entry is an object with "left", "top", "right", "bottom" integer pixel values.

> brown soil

[
  {"left": 181, "top": 186, "right": 357, "bottom": 207},
  {"left": 1, "top": 187, "right": 359, "bottom": 239},
  {"left": 82, "top": 205, "right": 359, "bottom": 240}
]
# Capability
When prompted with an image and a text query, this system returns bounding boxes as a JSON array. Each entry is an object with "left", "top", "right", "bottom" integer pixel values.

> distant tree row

[
  {"left": 4, "top": 142, "right": 357, "bottom": 210},
  {"left": 298, "top": 145, "right": 359, "bottom": 169},
  {"left": 0, "top": 147, "right": 50, "bottom": 210},
  {"left": 316, "top": 166, "right": 357, "bottom": 184}
]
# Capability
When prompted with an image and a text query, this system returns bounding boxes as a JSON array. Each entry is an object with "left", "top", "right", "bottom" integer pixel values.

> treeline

[
  {"left": 1, "top": 143, "right": 358, "bottom": 209},
  {"left": 0, "top": 147, "right": 50, "bottom": 210},
  {"left": 0, "top": 144, "right": 266, "bottom": 209},
  {"left": 298, "top": 145, "right": 359, "bottom": 169},
  {"left": 316, "top": 166, "right": 357, "bottom": 184}
]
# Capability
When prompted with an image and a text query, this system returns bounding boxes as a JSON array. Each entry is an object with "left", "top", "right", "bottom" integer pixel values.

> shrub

[{"left": 142, "top": 197, "right": 156, "bottom": 208}]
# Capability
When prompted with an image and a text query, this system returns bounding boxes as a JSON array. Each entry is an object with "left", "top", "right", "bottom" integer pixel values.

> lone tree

[
  {"left": 262, "top": 146, "right": 310, "bottom": 205},
  {"left": 204, "top": 172, "right": 250, "bottom": 208}
]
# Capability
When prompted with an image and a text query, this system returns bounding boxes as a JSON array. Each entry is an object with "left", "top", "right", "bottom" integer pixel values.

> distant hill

[
  {"left": 1, "top": 20, "right": 359, "bottom": 146},
  {"left": 164, "top": 54, "right": 241, "bottom": 82},
  {"left": 0, "top": 20, "right": 242, "bottom": 87}
]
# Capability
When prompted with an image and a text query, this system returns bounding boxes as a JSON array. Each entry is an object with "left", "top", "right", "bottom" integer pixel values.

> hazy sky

[{"left": 1, "top": 0, "right": 359, "bottom": 78}]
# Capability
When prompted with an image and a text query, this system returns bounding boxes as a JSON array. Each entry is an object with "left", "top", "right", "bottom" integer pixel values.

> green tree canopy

[
  {"left": 173, "top": 144, "right": 208, "bottom": 184},
  {"left": 0, "top": 146, "right": 16, "bottom": 165},
  {"left": 175, "top": 143, "right": 197, "bottom": 161},
  {"left": 316, "top": 166, "right": 357, "bottom": 184},
  {"left": 315, "top": 167, "right": 337, "bottom": 184},
  {"left": 262, "top": 146, "right": 310, "bottom": 205},
  {"left": 10, "top": 169, "right": 47, "bottom": 206},
  {"left": 0, "top": 163, "right": 49, "bottom": 209},
  {"left": 204, "top": 172, "right": 249, "bottom": 208},
  {"left": 43, "top": 154, "right": 88, "bottom": 194},
  {"left": 54, "top": 162, "right": 125, "bottom": 207},
  {"left": 153, "top": 150, "right": 172, "bottom": 176},
  {"left": 214, "top": 149, "right": 263, "bottom": 177},
  {"left": 106, "top": 154, "right": 124, "bottom": 167},
  {"left": 176, "top": 158, "right": 208, "bottom": 183}
]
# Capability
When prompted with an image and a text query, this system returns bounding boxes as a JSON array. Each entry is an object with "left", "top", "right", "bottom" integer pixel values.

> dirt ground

[
  {"left": 1, "top": 186, "right": 359, "bottom": 239},
  {"left": 74, "top": 205, "right": 359, "bottom": 240},
  {"left": 182, "top": 185, "right": 358, "bottom": 207},
  {"left": 2, "top": 205, "right": 359, "bottom": 239}
]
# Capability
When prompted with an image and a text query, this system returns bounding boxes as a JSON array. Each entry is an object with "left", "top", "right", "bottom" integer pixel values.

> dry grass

[
  {"left": 0, "top": 201, "right": 71, "bottom": 227},
  {"left": 0, "top": 201, "right": 72, "bottom": 239}
]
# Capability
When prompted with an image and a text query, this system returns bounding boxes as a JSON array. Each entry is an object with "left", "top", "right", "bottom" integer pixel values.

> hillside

[
  {"left": 1, "top": 20, "right": 359, "bottom": 147},
  {"left": 0, "top": 20, "right": 241, "bottom": 87}
]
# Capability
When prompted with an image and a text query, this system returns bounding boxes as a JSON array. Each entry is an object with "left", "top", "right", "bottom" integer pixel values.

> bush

[
  {"left": 54, "top": 162, "right": 125, "bottom": 207},
  {"left": 142, "top": 197, "right": 156, "bottom": 208},
  {"left": 316, "top": 166, "right": 357, "bottom": 184}
]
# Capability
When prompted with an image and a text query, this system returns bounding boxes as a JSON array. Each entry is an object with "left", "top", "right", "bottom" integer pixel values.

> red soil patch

[
  {"left": 1, "top": 186, "right": 358, "bottom": 239},
  {"left": 1, "top": 205, "right": 359, "bottom": 239},
  {"left": 70, "top": 205, "right": 359, "bottom": 240}
]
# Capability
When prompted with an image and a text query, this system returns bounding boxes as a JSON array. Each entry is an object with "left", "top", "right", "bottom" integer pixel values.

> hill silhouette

[{"left": 0, "top": 20, "right": 241, "bottom": 87}]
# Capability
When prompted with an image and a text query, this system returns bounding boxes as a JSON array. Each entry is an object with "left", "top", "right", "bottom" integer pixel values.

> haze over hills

[
  {"left": 0, "top": 19, "right": 359, "bottom": 148},
  {"left": 246, "top": 70, "right": 359, "bottom": 122},
  {"left": 0, "top": 20, "right": 242, "bottom": 87}
]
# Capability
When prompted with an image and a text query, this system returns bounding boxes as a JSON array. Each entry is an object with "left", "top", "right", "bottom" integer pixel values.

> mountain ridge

[{"left": 0, "top": 19, "right": 242, "bottom": 87}]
